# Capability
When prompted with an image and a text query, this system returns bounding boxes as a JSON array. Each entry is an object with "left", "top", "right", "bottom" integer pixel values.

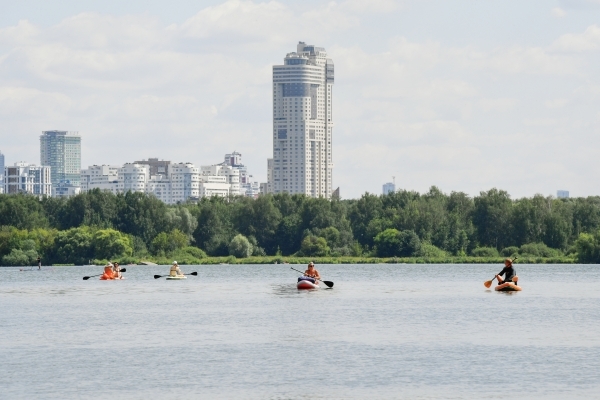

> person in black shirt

[
  {"left": 496, "top": 258, "right": 518, "bottom": 286},
  {"left": 37, "top": 256, "right": 41, "bottom": 270}
]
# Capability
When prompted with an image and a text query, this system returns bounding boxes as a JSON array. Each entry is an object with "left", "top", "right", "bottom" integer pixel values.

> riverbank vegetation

[{"left": 1, "top": 188, "right": 600, "bottom": 265}]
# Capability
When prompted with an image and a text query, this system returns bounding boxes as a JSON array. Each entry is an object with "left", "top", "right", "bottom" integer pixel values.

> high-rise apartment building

[
  {"left": 268, "top": 42, "right": 334, "bottom": 198},
  {"left": 4, "top": 162, "right": 52, "bottom": 196},
  {"left": 557, "top": 190, "right": 570, "bottom": 199},
  {"left": 383, "top": 182, "right": 396, "bottom": 195},
  {"left": 40, "top": 130, "right": 81, "bottom": 187},
  {"left": 0, "top": 150, "right": 5, "bottom": 194}
]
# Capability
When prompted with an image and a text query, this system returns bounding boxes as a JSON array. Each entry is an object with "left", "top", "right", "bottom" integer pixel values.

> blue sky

[{"left": 1, "top": 0, "right": 600, "bottom": 198}]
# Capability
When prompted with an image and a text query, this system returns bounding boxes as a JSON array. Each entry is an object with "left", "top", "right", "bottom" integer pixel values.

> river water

[{"left": 0, "top": 264, "right": 599, "bottom": 399}]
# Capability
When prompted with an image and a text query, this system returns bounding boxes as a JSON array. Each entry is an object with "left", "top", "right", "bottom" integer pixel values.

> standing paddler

[{"left": 37, "top": 256, "right": 41, "bottom": 270}]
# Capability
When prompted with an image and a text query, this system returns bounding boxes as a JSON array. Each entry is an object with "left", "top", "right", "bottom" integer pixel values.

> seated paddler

[
  {"left": 496, "top": 258, "right": 518, "bottom": 287},
  {"left": 101, "top": 263, "right": 115, "bottom": 280},
  {"left": 170, "top": 261, "right": 184, "bottom": 277},
  {"left": 301, "top": 262, "right": 321, "bottom": 283}
]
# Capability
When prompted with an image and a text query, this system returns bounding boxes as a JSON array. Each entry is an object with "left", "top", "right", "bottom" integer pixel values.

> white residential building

[
  {"left": 81, "top": 165, "right": 120, "bottom": 194},
  {"left": 200, "top": 164, "right": 241, "bottom": 197},
  {"left": 146, "top": 175, "right": 173, "bottom": 204},
  {"left": 557, "top": 190, "right": 570, "bottom": 199},
  {"left": 170, "top": 163, "right": 201, "bottom": 203},
  {"left": 223, "top": 151, "right": 261, "bottom": 197},
  {"left": 118, "top": 163, "right": 149, "bottom": 193},
  {"left": 4, "top": 162, "right": 52, "bottom": 196},
  {"left": 268, "top": 41, "right": 334, "bottom": 198}
]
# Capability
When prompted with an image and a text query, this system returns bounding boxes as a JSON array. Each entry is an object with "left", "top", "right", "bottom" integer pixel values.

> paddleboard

[{"left": 166, "top": 275, "right": 187, "bottom": 280}]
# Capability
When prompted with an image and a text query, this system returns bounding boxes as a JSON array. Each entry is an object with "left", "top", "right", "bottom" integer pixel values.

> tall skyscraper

[
  {"left": 40, "top": 131, "right": 81, "bottom": 187},
  {"left": 268, "top": 42, "right": 334, "bottom": 198},
  {"left": 0, "top": 150, "right": 5, "bottom": 194}
]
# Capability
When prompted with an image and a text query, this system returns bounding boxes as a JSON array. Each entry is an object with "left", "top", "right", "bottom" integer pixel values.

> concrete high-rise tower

[
  {"left": 0, "top": 150, "right": 5, "bottom": 194},
  {"left": 40, "top": 130, "right": 81, "bottom": 187},
  {"left": 268, "top": 42, "right": 334, "bottom": 197}
]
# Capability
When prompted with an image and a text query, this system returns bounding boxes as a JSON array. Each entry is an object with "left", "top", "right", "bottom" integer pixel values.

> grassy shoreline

[{"left": 68, "top": 255, "right": 579, "bottom": 266}]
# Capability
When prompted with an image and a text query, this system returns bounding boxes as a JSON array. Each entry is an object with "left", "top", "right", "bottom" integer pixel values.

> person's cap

[
  {"left": 108, "top": 263, "right": 114, "bottom": 267},
  {"left": 173, "top": 261, "right": 178, "bottom": 265}
]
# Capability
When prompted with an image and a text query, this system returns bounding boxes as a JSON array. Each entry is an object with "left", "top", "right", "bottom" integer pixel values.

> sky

[{"left": 1, "top": 0, "right": 600, "bottom": 199}]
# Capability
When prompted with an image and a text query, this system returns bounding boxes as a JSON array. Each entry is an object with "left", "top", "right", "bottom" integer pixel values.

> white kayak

[
  {"left": 166, "top": 275, "right": 187, "bottom": 280},
  {"left": 297, "top": 279, "right": 319, "bottom": 290}
]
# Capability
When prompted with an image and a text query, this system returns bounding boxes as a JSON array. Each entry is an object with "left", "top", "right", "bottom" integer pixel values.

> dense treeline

[{"left": 1, "top": 187, "right": 600, "bottom": 265}]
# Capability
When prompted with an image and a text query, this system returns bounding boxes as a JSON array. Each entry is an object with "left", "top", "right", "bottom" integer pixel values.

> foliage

[
  {"left": 471, "top": 247, "right": 499, "bottom": 257},
  {"left": 574, "top": 232, "right": 600, "bottom": 263},
  {"left": 151, "top": 229, "right": 189, "bottom": 256},
  {"left": 418, "top": 243, "right": 448, "bottom": 258},
  {"left": 500, "top": 246, "right": 520, "bottom": 257},
  {"left": 4, "top": 187, "right": 600, "bottom": 263},
  {"left": 229, "top": 234, "right": 253, "bottom": 258},
  {"left": 519, "top": 242, "right": 561, "bottom": 258},
  {"left": 299, "top": 235, "right": 330, "bottom": 257},
  {"left": 374, "top": 229, "right": 421, "bottom": 257}
]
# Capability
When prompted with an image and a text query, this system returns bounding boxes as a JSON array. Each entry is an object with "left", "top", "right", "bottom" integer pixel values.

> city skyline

[{"left": 2, "top": 1, "right": 600, "bottom": 199}]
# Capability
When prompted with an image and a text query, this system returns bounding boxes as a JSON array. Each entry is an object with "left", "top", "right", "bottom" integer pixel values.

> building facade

[
  {"left": 268, "top": 42, "right": 334, "bottom": 198},
  {"left": 0, "top": 150, "right": 4, "bottom": 194},
  {"left": 383, "top": 182, "right": 396, "bottom": 195},
  {"left": 4, "top": 162, "right": 52, "bottom": 196},
  {"left": 40, "top": 130, "right": 81, "bottom": 187},
  {"left": 557, "top": 190, "right": 570, "bottom": 199},
  {"left": 81, "top": 165, "right": 120, "bottom": 194}
]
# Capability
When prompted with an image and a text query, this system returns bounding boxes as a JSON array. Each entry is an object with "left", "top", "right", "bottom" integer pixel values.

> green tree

[
  {"left": 374, "top": 229, "right": 421, "bottom": 257},
  {"left": 575, "top": 232, "right": 600, "bottom": 263},
  {"left": 473, "top": 189, "right": 513, "bottom": 249},
  {"left": 229, "top": 234, "right": 253, "bottom": 258},
  {"left": 150, "top": 229, "right": 189, "bottom": 256},
  {"left": 299, "top": 235, "right": 330, "bottom": 257},
  {"left": 93, "top": 229, "right": 133, "bottom": 260}
]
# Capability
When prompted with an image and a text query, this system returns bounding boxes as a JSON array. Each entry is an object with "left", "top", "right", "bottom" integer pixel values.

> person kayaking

[
  {"left": 113, "top": 262, "right": 122, "bottom": 279},
  {"left": 170, "top": 261, "right": 184, "bottom": 277},
  {"left": 100, "top": 263, "right": 115, "bottom": 280},
  {"left": 37, "top": 256, "right": 41, "bottom": 270},
  {"left": 496, "top": 258, "right": 518, "bottom": 289},
  {"left": 304, "top": 262, "right": 321, "bottom": 281}
]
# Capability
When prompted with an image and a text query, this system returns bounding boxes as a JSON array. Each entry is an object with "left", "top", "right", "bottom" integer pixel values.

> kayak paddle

[
  {"left": 83, "top": 268, "right": 127, "bottom": 280},
  {"left": 484, "top": 257, "right": 517, "bottom": 288},
  {"left": 154, "top": 272, "right": 198, "bottom": 279},
  {"left": 290, "top": 267, "right": 334, "bottom": 288}
]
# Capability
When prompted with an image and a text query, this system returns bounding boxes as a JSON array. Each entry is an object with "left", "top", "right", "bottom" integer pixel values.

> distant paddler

[
  {"left": 100, "top": 263, "right": 115, "bottom": 280},
  {"left": 170, "top": 261, "right": 184, "bottom": 277},
  {"left": 113, "top": 262, "right": 122, "bottom": 279},
  {"left": 37, "top": 256, "right": 41, "bottom": 270},
  {"left": 304, "top": 262, "right": 321, "bottom": 281},
  {"left": 484, "top": 257, "right": 521, "bottom": 291}
]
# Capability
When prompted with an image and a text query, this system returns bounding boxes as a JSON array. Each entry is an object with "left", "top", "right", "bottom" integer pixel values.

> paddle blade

[
  {"left": 484, "top": 280, "right": 492, "bottom": 288},
  {"left": 190, "top": 272, "right": 198, "bottom": 276},
  {"left": 83, "top": 276, "right": 91, "bottom": 280},
  {"left": 323, "top": 280, "right": 334, "bottom": 288},
  {"left": 120, "top": 268, "right": 126, "bottom": 273},
  {"left": 153, "top": 275, "right": 162, "bottom": 279}
]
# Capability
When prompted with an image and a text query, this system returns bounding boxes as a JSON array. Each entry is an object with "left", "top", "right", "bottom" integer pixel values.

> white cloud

[
  {"left": 552, "top": 24, "right": 600, "bottom": 52},
  {"left": 551, "top": 7, "right": 567, "bottom": 17}
]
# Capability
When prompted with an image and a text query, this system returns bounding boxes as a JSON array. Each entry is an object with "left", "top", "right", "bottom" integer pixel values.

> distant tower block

[
  {"left": 268, "top": 41, "right": 334, "bottom": 198},
  {"left": 557, "top": 190, "right": 569, "bottom": 199},
  {"left": 383, "top": 182, "right": 395, "bottom": 195}
]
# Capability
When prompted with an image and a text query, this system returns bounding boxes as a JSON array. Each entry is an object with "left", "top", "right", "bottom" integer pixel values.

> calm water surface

[{"left": 1, "top": 264, "right": 599, "bottom": 399}]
